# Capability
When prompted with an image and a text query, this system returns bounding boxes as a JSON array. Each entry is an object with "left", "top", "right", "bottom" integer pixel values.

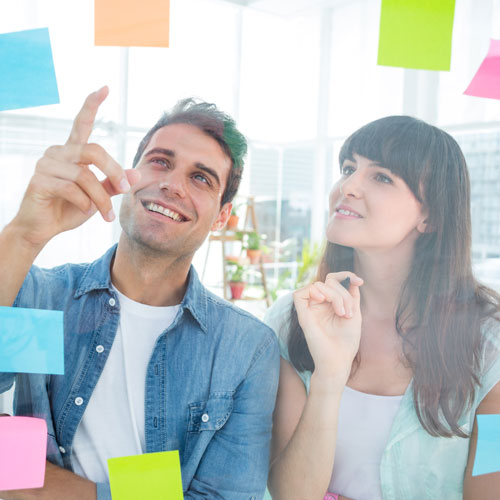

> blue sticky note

[
  {"left": 0, "top": 28, "right": 60, "bottom": 112},
  {"left": 472, "top": 414, "right": 500, "bottom": 476},
  {"left": 0, "top": 306, "right": 64, "bottom": 375}
]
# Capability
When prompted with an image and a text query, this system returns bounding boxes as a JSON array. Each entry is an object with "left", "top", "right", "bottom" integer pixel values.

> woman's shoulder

[
  {"left": 264, "top": 293, "right": 294, "bottom": 333},
  {"left": 263, "top": 293, "right": 312, "bottom": 391},
  {"left": 263, "top": 293, "right": 294, "bottom": 359},
  {"left": 476, "top": 315, "right": 500, "bottom": 403}
]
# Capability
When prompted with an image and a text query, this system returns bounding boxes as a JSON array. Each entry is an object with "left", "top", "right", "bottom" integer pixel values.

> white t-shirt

[
  {"left": 72, "top": 287, "right": 179, "bottom": 483},
  {"left": 328, "top": 386, "right": 403, "bottom": 500}
]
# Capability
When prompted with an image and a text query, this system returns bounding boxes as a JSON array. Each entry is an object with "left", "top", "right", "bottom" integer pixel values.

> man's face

[{"left": 119, "top": 123, "right": 232, "bottom": 259}]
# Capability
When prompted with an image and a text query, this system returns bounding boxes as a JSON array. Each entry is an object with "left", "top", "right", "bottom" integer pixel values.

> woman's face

[{"left": 326, "top": 153, "right": 427, "bottom": 252}]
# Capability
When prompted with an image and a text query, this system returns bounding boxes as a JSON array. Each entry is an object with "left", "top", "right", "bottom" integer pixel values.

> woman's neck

[{"left": 354, "top": 246, "right": 414, "bottom": 321}]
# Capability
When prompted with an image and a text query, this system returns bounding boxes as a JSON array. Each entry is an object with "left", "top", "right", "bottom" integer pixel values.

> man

[{"left": 0, "top": 87, "right": 279, "bottom": 499}]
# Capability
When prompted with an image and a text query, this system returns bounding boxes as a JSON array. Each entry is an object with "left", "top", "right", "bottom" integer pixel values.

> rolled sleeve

[{"left": 96, "top": 481, "right": 112, "bottom": 500}]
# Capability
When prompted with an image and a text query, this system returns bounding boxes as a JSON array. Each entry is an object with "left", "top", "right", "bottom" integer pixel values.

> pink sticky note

[
  {"left": 464, "top": 39, "right": 500, "bottom": 100},
  {"left": 0, "top": 416, "right": 47, "bottom": 491}
]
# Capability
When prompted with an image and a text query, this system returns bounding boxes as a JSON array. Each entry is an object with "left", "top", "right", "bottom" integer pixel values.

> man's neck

[{"left": 111, "top": 236, "right": 192, "bottom": 306}]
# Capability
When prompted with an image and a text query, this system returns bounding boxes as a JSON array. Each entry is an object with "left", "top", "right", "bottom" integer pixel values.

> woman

[{"left": 265, "top": 116, "right": 500, "bottom": 500}]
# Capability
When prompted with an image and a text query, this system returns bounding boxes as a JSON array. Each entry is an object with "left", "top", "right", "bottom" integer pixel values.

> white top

[
  {"left": 263, "top": 293, "right": 403, "bottom": 500},
  {"left": 72, "top": 287, "right": 179, "bottom": 483},
  {"left": 329, "top": 386, "right": 403, "bottom": 500}
]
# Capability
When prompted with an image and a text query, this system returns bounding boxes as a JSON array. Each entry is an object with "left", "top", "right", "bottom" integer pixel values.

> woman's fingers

[{"left": 312, "top": 281, "right": 349, "bottom": 317}]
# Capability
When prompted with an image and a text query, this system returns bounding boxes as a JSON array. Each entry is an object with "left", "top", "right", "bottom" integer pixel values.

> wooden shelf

[{"left": 202, "top": 196, "right": 271, "bottom": 306}]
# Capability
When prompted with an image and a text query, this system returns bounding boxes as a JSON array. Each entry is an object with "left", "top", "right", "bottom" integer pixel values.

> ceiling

[{"left": 219, "top": 0, "right": 351, "bottom": 17}]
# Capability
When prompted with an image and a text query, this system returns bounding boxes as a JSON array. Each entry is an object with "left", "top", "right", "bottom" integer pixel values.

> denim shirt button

[
  {"left": 75, "top": 397, "right": 84, "bottom": 406},
  {"left": 201, "top": 413, "right": 209, "bottom": 423},
  {"left": 108, "top": 298, "right": 116, "bottom": 307},
  {"left": 59, "top": 446, "right": 66, "bottom": 454},
  {"left": 96, "top": 345, "right": 104, "bottom": 353}
]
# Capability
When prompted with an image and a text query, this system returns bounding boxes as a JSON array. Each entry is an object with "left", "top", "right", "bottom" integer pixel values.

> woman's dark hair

[
  {"left": 133, "top": 98, "right": 247, "bottom": 206},
  {"left": 288, "top": 115, "right": 500, "bottom": 437}
]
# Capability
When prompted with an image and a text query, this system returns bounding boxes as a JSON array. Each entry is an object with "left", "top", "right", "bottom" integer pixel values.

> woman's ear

[
  {"left": 417, "top": 218, "right": 428, "bottom": 233},
  {"left": 417, "top": 216, "right": 436, "bottom": 234}
]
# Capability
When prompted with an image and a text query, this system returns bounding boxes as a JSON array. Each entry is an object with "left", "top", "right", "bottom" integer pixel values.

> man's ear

[{"left": 211, "top": 202, "right": 232, "bottom": 231}]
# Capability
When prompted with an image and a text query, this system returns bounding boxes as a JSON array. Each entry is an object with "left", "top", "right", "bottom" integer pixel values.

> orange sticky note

[{"left": 95, "top": 0, "right": 170, "bottom": 47}]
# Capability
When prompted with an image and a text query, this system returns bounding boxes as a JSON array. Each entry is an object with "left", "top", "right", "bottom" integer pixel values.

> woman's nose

[{"left": 340, "top": 171, "right": 363, "bottom": 198}]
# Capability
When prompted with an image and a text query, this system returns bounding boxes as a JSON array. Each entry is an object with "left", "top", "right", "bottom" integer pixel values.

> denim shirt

[
  {"left": 264, "top": 293, "right": 500, "bottom": 500},
  {"left": 0, "top": 245, "right": 280, "bottom": 500}
]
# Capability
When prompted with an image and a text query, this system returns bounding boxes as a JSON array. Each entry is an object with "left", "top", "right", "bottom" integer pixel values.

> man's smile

[{"left": 141, "top": 200, "right": 190, "bottom": 222}]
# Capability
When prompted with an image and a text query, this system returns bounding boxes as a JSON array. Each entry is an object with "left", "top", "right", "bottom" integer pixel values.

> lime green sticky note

[
  {"left": 377, "top": 0, "right": 456, "bottom": 71},
  {"left": 108, "top": 451, "right": 184, "bottom": 500}
]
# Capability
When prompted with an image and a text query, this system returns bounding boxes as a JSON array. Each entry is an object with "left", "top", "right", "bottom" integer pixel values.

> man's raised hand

[{"left": 11, "top": 87, "right": 140, "bottom": 249}]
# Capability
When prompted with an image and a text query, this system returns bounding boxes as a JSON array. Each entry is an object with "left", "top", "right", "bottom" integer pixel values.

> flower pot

[
  {"left": 246, "top": 249, "right": 261, "bottom": 264},
  {"left": 227, "top": 214, "right": 239, "bottom": 230},
  {"left": 229, "top": 281, "right": 245, "bottom": 300}
]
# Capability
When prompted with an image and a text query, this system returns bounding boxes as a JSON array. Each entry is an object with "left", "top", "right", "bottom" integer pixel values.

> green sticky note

[
  {"left": 377, "top": 0, "right": 456, "bottom": 71},
  {"left": 108, "top": 451, "right": 184, "bottom": 500}
]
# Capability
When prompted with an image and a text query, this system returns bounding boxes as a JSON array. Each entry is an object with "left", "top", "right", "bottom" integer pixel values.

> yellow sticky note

[
  {"left": 108, "top": 451, "right": 183, "bottom": 500},
  {"left": 95, "top": 0, "right": 170, "bottom": 47},
  {"left": 377, "top": 0, "right": 456, "bottom": 71}
]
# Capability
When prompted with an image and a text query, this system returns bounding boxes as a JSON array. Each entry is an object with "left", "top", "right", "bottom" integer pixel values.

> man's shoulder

[
  {"left": 16, "top": 247, "right": 115, "bottom": 308},
  {"left": 202, "top": 287, "right": 277, "bottom": 342}
]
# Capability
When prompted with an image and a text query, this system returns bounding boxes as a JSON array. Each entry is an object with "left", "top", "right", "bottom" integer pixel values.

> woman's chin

[{"left": 325, "top": 223, "right": 355, "bottom": 247}]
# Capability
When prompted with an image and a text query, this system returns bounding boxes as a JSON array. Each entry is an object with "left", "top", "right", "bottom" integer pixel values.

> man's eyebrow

[
  {"left": 144, "top": 147, "right": 175, "bottom": 158},
  {"left": 195, "top": 162, "right": 221, "bottom": 188}
]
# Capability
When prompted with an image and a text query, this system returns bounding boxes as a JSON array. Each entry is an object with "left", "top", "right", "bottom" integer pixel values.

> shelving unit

[{"left": 202, "top": 196, "right": 271, "bottom": 306}]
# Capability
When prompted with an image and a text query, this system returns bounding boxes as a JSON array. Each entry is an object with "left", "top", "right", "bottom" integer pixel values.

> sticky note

[
  {"left": 472, "top": 414, "right": 500, "bottom": 476},
  {"left": 0, "top": 28, "right": 59, "bottom": 112},
  {"left": 108, "top": 450, "right": 183, "bottom": 500},
  {"left": 0, "top": 416, "right": 47, "bottom": 490},
  {"left": 377, "top": 0, "right": 456, "bottom": 71},
  {"left": 0, "top": 306, "right": 64, "bottom": 375},
  {"left": 95, "top": 0, "right": 170, "bottom": 47},
  {"left": 464, "top": 39, "right": 500, "bottom": 100}
]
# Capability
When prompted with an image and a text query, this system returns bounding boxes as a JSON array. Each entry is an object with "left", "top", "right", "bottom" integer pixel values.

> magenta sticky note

[
  {"left": 0, "top": 416, "right": 47, "bottom": 491},
  {"left": 464, "top": 39, "right": 500, "bottom": 100}
]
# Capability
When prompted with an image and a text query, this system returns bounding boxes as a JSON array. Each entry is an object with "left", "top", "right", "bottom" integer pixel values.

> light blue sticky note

[
  {"left": 0, "top": 28, "right": 60, "bottom": 112},
  {"left": 0, "top": 306, "right": 64, "bottom": 375},
  {"left": 472, "top": 414, "right": 500, "bottom": 476}
]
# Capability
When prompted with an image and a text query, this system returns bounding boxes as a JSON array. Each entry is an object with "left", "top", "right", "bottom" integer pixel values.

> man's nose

[{"left": 159, "top": 171, "right": 186, "bottom": 198}]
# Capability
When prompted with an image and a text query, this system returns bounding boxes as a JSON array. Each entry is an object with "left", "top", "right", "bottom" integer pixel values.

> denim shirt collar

[{"left": 73, "top": 244, "right": 208, "bottom": 333}]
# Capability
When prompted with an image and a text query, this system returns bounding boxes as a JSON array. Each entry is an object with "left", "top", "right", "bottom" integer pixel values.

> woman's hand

[{"left": 293, "top": 271, "right": 363, "bottom": 383}]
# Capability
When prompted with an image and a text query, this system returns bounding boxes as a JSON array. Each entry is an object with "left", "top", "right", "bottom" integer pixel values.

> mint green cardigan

[{"left": 264, "top": 294, "right": 500, "bottom": 500}]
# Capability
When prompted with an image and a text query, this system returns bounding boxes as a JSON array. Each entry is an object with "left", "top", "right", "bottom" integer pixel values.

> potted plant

[
  {"left": 227, "top": 263, "right": 246, "bottom": 299},
  {"left": 226, "top": 206, "right": 240, "bottom": 230},
  {"left": 244, "top": 232, "right": 261, "bottom": 264}
]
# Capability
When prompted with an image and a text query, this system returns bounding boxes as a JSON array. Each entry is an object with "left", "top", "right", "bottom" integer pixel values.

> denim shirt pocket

[{"left": 184, "top": 392, "right": 233, "bottom": 460}]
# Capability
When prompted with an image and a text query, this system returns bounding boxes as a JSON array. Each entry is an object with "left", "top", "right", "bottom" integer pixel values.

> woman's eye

[
  {"left": 375, "top": 173, "right": 393, "bottom": 184},
  {"left": 341, "top": 165, "right": 355, "bottom": 175}
]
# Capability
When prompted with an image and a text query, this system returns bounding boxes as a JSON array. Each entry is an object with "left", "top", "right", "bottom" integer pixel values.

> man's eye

[
  {"left": 150, "top": 157, "right": 169, "bottom": 167},
  {"left": 375, "top": 173, "right": 393, "bottom": 184},
  {"left": 341, "top": 165, "right": 355, "bottom": 176},
  {"left": 194, "top": 173, "right": 210, "bottom": 185}
]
